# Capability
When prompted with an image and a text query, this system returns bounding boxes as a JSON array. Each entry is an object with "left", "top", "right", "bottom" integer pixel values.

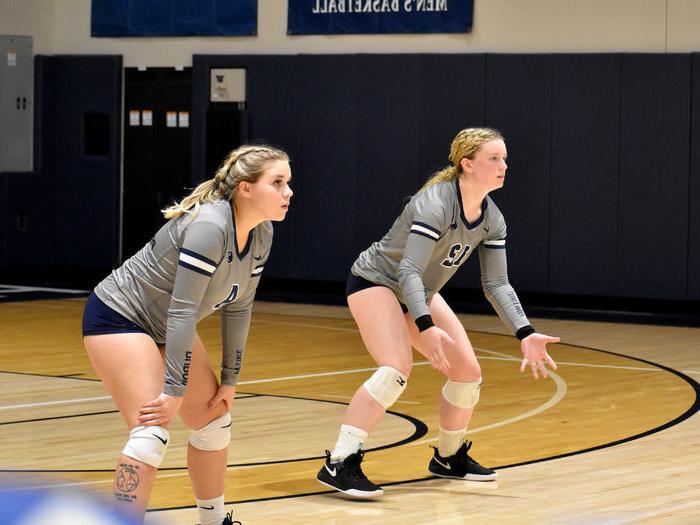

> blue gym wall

[{"left": 2, "top": 52, "right": 698, "bottom": 306}]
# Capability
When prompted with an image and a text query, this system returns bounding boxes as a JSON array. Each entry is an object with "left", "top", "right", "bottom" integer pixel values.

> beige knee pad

[
  {"left": 363, "top": 366, "right": 408, "bottom": 409},
  {"left": 442, "top": 378, "right": 481, "bottom": 409}
]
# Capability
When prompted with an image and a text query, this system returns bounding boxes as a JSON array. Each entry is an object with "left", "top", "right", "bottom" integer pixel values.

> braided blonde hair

[
  {"left": 421, "top": 128, "right": 504, "bottom": 190},
  {"left": 162, "top": 144, "right": 289, "bottom": 220}
]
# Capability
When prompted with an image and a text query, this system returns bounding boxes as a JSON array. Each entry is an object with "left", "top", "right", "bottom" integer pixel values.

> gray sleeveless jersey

[
  {"left": 352, "top": 179, "right": 531, "bottom": 336},
  {"left": 95, "top": 199, "right": 272, "bottom": 396}
]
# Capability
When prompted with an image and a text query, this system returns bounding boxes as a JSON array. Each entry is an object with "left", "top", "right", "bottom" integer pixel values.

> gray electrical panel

[{"left": 0, "top": 35, "right": 33, "bottom": 172}]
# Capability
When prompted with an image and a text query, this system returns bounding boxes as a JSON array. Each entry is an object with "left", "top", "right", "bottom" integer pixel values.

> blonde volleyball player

[
  {"left": 83, "top": 145, "right": 292, "bottom": 524},
  {"left": 317, "top": 128, "right": 559, "bottom": 497}
]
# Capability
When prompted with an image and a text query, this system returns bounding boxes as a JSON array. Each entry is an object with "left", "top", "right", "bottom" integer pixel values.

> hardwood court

[{"left": 1, "top": 297, "right": 699, "bottom": 524}]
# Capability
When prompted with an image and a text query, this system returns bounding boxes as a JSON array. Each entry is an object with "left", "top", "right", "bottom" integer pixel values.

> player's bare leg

[
  {"left": 179, "top": 334, "right": 232, "bottom": 525},
  {"left": 317, "top": 286, "right": 412, "bottom": 498},
  {"left": 85, "top": 333, "right": 165, "bottom": 521},
  {"left": 408, "top": 293, "right": 497, "bottom": 481}
]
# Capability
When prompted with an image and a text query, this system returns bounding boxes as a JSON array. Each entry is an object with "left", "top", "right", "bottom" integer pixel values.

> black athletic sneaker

[
  {"left": 428, "top": 440, "right": 497, "bottom": 481},
  {"left": 316, "top": 450, "right": 384, "bottom": 498},
  {"left": 222, "top": 510, "right": 241, "bottom": 525}
]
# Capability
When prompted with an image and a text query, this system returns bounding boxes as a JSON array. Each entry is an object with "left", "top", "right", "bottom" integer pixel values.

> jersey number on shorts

[
  {"left": 214, "top": 284, "right": 239, "bottom": 309},
  {"left": 441, "top": 243, "right": 471, "bottom": 268}
]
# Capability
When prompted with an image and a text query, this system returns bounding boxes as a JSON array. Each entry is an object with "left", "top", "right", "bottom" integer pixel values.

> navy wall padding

[
  {"left": 689, "top": 53, "right": 700, "bottom": 300},
  {"left": 189, "top": 52, "right": 700, "bottom": 304},
  {"left": 6, "top": 56, "right": 121, "bottom": 270},
  {"left": 618, "top": 54, "right": 690, "bottom": 299},
  {"left": 246, "top": 56, "right": 298, "bottom": 278},
  {"left": 293, "top": 55, "right": 359, "bottom": 281},
  {"left": 419, "top": 54, "right": 486, "bottom": 289},
  {"left": 50, "top": 56, "right": 121, "bottom": 269},
  {"left": 549, "top": 54, "right": 620, "bottom": 295},
  {"left": 0, "top": 176, "right": 5, "bottom": 266},
  {"left": 484, "top": 54, "right": 552, "bottom": 293},
  {"left": 355, "top": 55, "right": 421, "bottom": 256}
]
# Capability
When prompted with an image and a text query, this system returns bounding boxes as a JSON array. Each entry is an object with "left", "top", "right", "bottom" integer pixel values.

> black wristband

[
  {"left": 415, "top": 314, "right": 435, "bottom": 332},
  {"left": 516, "top": 325, "right": 536, "bottom": 341}
]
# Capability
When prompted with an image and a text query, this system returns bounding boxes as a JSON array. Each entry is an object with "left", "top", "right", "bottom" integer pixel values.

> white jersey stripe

[
  {"left": 484, "top": 239, "right": 506, "bottom": 246},
  {"left": 179, "top": 253, "right": 216, "bottom": 274},
  {"left": 251, "top": 266, "right": 264, "bottom": 275},
  {"left": 410, "top": 224, "right": 440, "bottom": 239}
]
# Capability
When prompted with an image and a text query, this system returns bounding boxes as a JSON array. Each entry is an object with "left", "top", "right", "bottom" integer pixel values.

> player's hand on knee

[
  {"left": 138, "top": 392, "right": 183, "bottom": 426},
  {"left": 419, "top": 326, "right": 454, "bottom": 375},
  {"left": 519, "top": 333, "right": 559, "bottom": 379},
  {"left": 208, "top": 384, "right": 236, "bottom": 411}
]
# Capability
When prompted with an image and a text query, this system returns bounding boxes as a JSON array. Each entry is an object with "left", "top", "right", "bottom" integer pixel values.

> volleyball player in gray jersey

[
  {"left": 317, "top": 128, "right": 559, "bottom": 498},
  {"left": 83, "top": 145, "right": 292, "bottom": 524}
]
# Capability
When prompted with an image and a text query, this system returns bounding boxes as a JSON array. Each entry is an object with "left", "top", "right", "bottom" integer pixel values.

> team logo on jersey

[
  {"left": 227, "top": 251, "right": 233, "bottom": 263},
  {"left": 214, "top": 283, "right": 240, "bottom": 309},
  {"left": 441, "top": 243, "right": 471, "bottom": 268}
]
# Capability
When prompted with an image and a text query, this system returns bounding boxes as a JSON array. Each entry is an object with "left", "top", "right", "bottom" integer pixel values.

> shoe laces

[
  {"left": 222, "top": 510, "right": 242, "bottom": 525},
  {"left": 343, "top": 450, "right": 370, "bottom": 481},
  {"left": 455, "top": 440, "right": 479, "bottom": 466}
]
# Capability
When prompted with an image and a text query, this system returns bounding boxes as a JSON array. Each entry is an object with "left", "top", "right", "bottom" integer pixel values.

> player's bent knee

[
  {"left": 442, "top": 377, "right": 481, "bottom": 409},
  {"left": 122, "top": 425, "right": 169, "bottom": 468},
  {"left": 189, "top": 412, "right": 232, "bottom": 451},
  {"left": 363, "top": 366, "right": 408, "bottom": 409}
]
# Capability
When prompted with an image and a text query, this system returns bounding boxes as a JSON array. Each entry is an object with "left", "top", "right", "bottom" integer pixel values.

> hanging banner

[
  {"left": 91, "top": 0, "right": 257, "bottom": 37},
  {"left": 288, "top": 0, "right": 472, "bottom": 35}
]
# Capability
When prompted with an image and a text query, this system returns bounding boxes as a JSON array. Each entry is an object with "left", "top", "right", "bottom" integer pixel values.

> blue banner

[
  {"left": 288, "top": 0, "right": 472, "bottom": 34},
  {"left": 91, "top": 0, "right": 257, "bottom": 37}
]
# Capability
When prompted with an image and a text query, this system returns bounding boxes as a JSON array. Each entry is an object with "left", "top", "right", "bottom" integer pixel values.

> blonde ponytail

[
  {"left": 162, "top": 144, "right": 289, "bottom": 220},
  {"left": 421, "top": 128, "right": 503, "bottom": 191}
]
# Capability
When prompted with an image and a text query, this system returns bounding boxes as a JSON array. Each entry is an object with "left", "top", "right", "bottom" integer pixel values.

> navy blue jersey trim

[
  {"left": 178, "top": 260, "right": 213, "bottom": 277},
  {"left": 412, "top": 221, "right": 441, "bottom": 235},
  {"left": 180, "top": 247, "right": 217, "bottom": 267},
  {"left": 250, "top": 273, "right": 261, "bottom": 278},
  {"left": 483, "top": 244, "right": 506, "bottom": 249},
  {"left": 410, "top": 230, "right": 440, "bottom": 242},
  {"left": 454, "top": 179, "right": 488, "bottom": 230}
]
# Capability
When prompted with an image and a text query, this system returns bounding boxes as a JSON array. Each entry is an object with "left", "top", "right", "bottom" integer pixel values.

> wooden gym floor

[{"left": 0, "top": 293, "right": 698, "bottom": 524}]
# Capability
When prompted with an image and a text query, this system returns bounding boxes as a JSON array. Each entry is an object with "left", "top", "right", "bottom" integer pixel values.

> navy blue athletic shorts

[
  {"left": 82, "top": 292, "right": 149, "bottom": 337},
  {"left": 345, "top": 273, "right": 409, "bottom": 314}
]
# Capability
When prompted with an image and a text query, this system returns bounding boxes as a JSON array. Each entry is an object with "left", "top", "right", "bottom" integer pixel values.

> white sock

[
  {"left": 196, "top": 495, "right": 225, "bottom": 525},
  {"left": 438, "top": 426, "right": 466, "bottom": 458},
  {"left": 331, "top": 424, "right": 368, "bottom": 462}
]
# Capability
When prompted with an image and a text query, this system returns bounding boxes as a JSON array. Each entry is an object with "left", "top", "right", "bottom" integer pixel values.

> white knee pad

[
  {"left": 363, "top": 366, "right": 408, "bottom": 409},
  {"left": 442, "top": 378, "right": 482, "bottom": 409},
  {"left": 122, "top": 425, "right": 169, "bottom": 468},
  {"left": 189, "top": 412, "right": 232, "bottom": 451}
]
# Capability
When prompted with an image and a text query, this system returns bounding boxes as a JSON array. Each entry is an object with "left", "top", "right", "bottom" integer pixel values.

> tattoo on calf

[{"left": 115, "top": 463, "right": 140, "bottom": 503}]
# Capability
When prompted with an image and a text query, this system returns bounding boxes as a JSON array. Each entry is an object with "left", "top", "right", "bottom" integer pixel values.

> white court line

[
  {"left": 0, "top": 284, "right": 89, "bottom": 294},
  {"left": 0, "top": 396, "right": 112, "bottom": 411},
  {"left": 0, "top": 346, "right": 684, "bottom": 411},
  {"left": 624, "top": 499, "right": 700, "bottom": 521},
  {"left": 320, "top": 393, "right": 421, "bottom": 405},
  {"left": 1, "top": 343, "right": 686, "bottom": 489},
  {"left": 409, "top": 349, "right": 569, "bottom": 446},
  {"left": 8, "top": 462, "right": 274, "bottom": 491},
  {"left": 475, "top": 348, "right": 663, "bottom": 373}
]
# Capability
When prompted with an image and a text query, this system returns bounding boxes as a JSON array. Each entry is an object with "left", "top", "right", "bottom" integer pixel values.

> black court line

[
  {"left": 2, "top": 334, "right": 698, "bottom": 510},
  {"left": 151, "top": 340, "right": 700, "bottom": 511},
  {"left": 0, "top": 393, "right": 426, "bottom": 474},
  {"left": 0, "top": 370, "right": 101, "bottom": 382}
]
